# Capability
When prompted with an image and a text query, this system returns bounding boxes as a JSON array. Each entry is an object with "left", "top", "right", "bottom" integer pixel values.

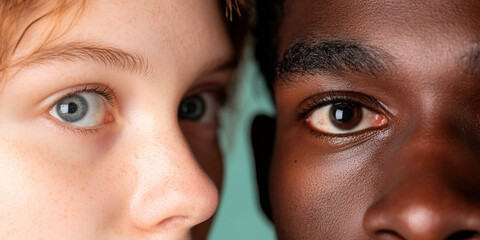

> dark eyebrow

[
  {"left": 276, "top": 40, "right": 395, "bottom": 84},
  {"left": 15, "top": 41, "right": 153, "bottom": 77}
]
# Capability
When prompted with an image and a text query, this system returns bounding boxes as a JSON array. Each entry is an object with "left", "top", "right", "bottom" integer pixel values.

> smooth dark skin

[{"left": 253, "top": 0, "right": 480, "bottom": 239}]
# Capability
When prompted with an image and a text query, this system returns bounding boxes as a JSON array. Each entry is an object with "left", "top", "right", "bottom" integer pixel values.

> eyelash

[
  {"left": 297, "top": 91, "right": 387, "bottom": 137},
  {"left": 48, "top": 84, "right": 115, "bottom": 135},
  {"left": 73, "top": 85, "right": 115, "bottom": 102}
]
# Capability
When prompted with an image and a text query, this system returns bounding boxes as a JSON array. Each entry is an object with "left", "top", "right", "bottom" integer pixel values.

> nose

[
  {"left": 363, "top": 124, "right": 480, "bottom": 240},
  {"left": 128, "top": 123, "right": 218, "bottom": 233}
]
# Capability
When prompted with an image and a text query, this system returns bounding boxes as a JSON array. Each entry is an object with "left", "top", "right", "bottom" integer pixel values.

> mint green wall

[{"left": 208, "top": 48, "right": 276, "bottom": 240}]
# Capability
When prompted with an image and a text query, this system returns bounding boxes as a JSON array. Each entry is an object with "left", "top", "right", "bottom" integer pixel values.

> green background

[{"left": 208, "top": 47, "right": 277, "bottom": 240}]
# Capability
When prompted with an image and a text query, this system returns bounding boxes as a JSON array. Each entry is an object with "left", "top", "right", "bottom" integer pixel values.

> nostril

[
  {"left": 375, "top": 230, "right": 406, "bottom": 240},
  {"left": 446, "top": 231, "right": 480, "bottom": 240}
]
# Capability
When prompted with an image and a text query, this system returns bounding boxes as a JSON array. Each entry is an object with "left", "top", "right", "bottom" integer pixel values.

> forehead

[
  {"left": 278, "top": 0, "right": 480, "bottom": 57},
  {"left": 15, "top": 0, "right": 232, "bottom": 85}
]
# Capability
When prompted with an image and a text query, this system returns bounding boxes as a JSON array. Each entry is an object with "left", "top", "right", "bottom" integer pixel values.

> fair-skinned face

[{"left": 0, "top": 0, "right": 233, "bottom": 239}]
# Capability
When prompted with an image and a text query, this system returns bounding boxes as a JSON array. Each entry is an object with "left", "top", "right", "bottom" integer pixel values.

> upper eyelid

[
  {"left": 70, "top": 86, "right": 115, "bottom": 103},
  {"left": 182, "top": 85, "right": 228, "bottom": 105},
  {"left": 46, "top": 84, "right": 116, "bottom": 108},
  {"left": 297, "top": 91, "right": 384, "bottom": 120}
]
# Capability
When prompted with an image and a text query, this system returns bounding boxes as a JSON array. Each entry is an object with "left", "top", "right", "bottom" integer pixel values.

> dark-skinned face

[{"left": 254, "top": 0, "right": 480, "bottom": 239}]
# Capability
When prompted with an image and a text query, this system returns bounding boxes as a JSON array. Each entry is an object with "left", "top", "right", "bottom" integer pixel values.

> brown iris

[{"left": 329, "top": 102, "right": 363, "bottom": 130}]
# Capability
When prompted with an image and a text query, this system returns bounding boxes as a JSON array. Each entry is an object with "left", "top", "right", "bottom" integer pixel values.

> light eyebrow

[
  {"left": 15, "top": 41, "right": 153, "bottom": 77},
  {"left": 276, "top": 39, "right": 395, "bottom": 85}
]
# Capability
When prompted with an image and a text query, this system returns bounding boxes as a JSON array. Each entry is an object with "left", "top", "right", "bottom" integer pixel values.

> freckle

[
  {"left": 81, "top": 187, "right": 86, "bottom": 192},
  {"left": 294, "top": 160, "right": 298, "bottom": 163},
  {"left": 70, "top": 163, "right": 78, "bottom": 170}
]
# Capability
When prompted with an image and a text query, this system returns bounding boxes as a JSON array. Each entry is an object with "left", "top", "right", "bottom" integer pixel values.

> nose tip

[
  {"left": 363, "top": 179, "right": 480, "bottom": 240},
  {"left": 128, "top": 141, "right": 219, "bottom": 233},
  {"left": 129, "top": 177, "right": 218, "bottom": 232}
]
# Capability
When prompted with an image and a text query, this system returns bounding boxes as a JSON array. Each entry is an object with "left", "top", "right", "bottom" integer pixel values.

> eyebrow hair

[
  {"left": 15, "top": 41, "right": 153, "bottom": 77},
  {"left": 276, "top": 40, "right": 395, "bottom": 84}
]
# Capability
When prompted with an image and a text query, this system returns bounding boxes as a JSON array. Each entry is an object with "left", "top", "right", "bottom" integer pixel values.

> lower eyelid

[{"left": 42, "top": 115, "right": 104, "bottom": 135}]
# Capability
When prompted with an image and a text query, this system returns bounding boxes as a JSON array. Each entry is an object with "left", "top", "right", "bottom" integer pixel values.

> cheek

[
  {"left": 270, "top": 131, "right": 384, "bottom": 238},
  {"left": 0, "top": 130, "right": 131, "bottom": 239}
]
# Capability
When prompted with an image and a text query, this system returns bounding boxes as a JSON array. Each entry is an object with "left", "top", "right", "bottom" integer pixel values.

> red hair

[{"left": 0, "top": 0, "right": 250, "bottom": 73}]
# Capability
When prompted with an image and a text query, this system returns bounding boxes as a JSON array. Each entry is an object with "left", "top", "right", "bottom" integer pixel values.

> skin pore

[
  {"left": 0, "top": 0, "right": 234, "bottom": 239},
  {"left": 254, "top": 0, "right": 480, "bottom": 239}
]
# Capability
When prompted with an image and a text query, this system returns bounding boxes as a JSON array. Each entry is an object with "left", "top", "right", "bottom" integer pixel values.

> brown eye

[
  {"left": 329, "top": 102, "right": 363, "bottom": 130},
  {"left": 306, "top": 101, "right": 388, "bottom": 135}
]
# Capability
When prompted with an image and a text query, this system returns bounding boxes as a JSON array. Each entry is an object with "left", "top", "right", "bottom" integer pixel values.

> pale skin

[{"left": 0, "top": 0, "right": 234, "bottom": 239}]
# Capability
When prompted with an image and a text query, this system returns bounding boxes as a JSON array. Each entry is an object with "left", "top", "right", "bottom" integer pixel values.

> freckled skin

[
  {"left": 254, "top": 0, "right": 480, "bottom": 239},
  {"left": 0, "top": 0, "right": 232, "bottom": 239}
]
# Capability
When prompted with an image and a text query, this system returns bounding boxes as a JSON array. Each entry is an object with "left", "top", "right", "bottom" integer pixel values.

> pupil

[
  {"left": 183, "top": 102, "right": 197, "bottom": 113},
  {"left": 329, "top": 102, "right": 362, "bottom": 130},
  {"left": 56, "top": 94, "right": 88, "bottom": 123},
  {"left": 334, "top": 107, "right": 353, "bottom": 122},
  {"left": 68, "top": 102, "right": 78, "bottom": 113}
]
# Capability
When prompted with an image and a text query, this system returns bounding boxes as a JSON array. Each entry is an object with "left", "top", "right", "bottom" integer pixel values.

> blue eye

[
  {"left": 178, "top": 91, "right": 223, "bottom": 125},
  {"left": 55, "top": 94, "right": 88, "bottom": 122},
  {"left": 50, "top": 92, "right": 107, "bottom": 127},
  {"left": 178, "top": 94, "right": 206, "bottom": 121}
]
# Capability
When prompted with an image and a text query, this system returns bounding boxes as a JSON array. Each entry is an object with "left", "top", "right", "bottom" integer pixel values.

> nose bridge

[
  {"left": 363, "top": 117, "right": 480, "bottom": 239},
  {"left": 128, "top": 121, "right": 218, "bottom": 232}
]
